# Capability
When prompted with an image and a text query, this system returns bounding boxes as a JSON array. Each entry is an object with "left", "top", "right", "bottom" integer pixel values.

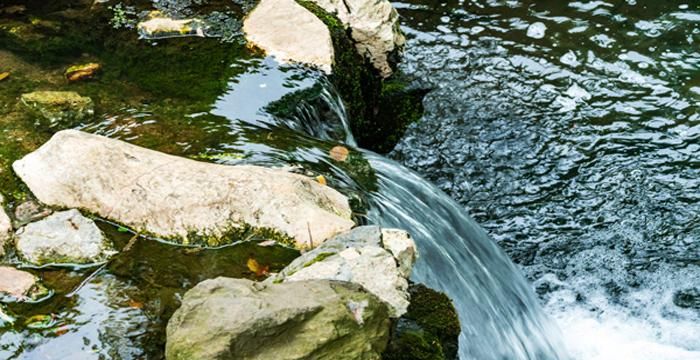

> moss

[
  {"left": 371, "top": 77, "right": 429, "bottom": 153},
  {"left": 406, "top": 284, "right": 461, "bottom": 359},
  {"left": 383, "top": 319, "right": 445, "bottom": 360},
  {"left": 175, "top": 223, "right": 298, "bottom": 248},
  {"left": 302, "top": 252, "right": 336, "bottom": 268}
]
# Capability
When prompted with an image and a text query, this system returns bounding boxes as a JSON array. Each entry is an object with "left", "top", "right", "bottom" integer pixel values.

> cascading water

[
  {"left": 365, "top": 154, "right": 569, "bottom": 359},
  {"left": 267, "top": 79, "right": 570, "bottom": 359}
]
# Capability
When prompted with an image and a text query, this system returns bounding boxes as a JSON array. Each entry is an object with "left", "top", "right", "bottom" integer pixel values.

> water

[{"left": 390, "top": 0, "right": 700, "bottom": 358}]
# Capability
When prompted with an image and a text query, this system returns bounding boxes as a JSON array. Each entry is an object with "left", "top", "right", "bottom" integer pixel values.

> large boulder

[
  {"left": 15, "top": 209, "right": 116, "bottom": 265},
  {"left": 166, "top": 278, "right": 390, "bottom": 360},
  {"left": 243, "top": 0, "right": 334, "bottom": 73},
  {"left": 0, "top": 266, "right": 48, "bottom": 301},
  {"left": 0, "top": 195, "right": 11, "bottom": 256},
  {"left": 12, "top": 130, "right": 354, "bottom": 248},
  {"left": 266, "top": 226, "right": 417, "bottom": 317},
  {"left": 308, "top": 0, "right": 405, "bottom": 77}
]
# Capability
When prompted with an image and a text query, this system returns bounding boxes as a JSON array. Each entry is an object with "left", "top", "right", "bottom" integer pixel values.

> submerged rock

[
  {"left": 0, "top": 266, "right": 48, "bottom": 301},
  {"left": 243, "top": 0, "right": 334, "bottom": 72},
  {"left": 65, "top": 62, "right": 101, "bottom": 82},
  {"left": 267, "top": 226, "right": 417, "bottom": 317},
  {"left": 20, "top": 91, "right": 94, "bottom": 127},
  {"left": 14, "top": 200, "right": 52, "bottom": 227},
  {"left": 306, "top": 0, "right": 405, "bottom": 77},
  {"left": 13, "top": 130, "right": 354, "bottom": 248},
  {"left": 137, "top": 11, "right": 205, "bottom": 39},
  {"left": 166, "top": 277, "right": 390, "bottom": 360},
  {"left": 0, "top": 195, "right": 11, "bottom": 256},
  {"left": 16, "top": 209, "right": 116, "bottom": 265}
]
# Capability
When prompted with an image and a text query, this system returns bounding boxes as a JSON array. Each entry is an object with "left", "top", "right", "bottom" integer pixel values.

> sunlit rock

[
  {"left": 243, "top": 0, "right": 334, "bottom": 73},
  {"left": 526, "top": 22, "right": 547, "bottom": 39},
  {"left": 0, "top": 266, "right": 48, "bottom": 301},
  {"left": 0, "top": 195, "right": 11, "bottom": 256},
  {"left": 266, "top": 226, "right": 417, "bottom": 317},
  {"left": 309, "top": 0, "right": 406, "bottom": 77},
  {"left": 20, "top": 91, "right": 93, "bottom": 127},
  {"left": 65, "top": 62, "right": 101, "bottom": 82},
  {"left": 16, "top": 209, "right": 116, "bottom": 266},
  {"left": 166, "top": 278, "right": 390, "bottom": 360},
  {"left": 13, "top": 130, "right": 354, "bottom": 248}
]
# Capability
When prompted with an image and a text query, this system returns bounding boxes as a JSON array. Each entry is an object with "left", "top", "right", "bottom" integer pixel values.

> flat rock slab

[
  {"left": 13, "top": 130, "right": 354, "bottom": 248},
  {"left": 243, "top": 0, "right": 334, "bottom": 73},
  {"left": 267, "top": 226, "right": 417, "bottom": 317},
  {"left": 0, "top": 266, "right": 45, "bottom": 300},
  {"left": 16, "top": 209, "right": 115, "bottom": 265},
  {"left": 20, "top": 91, "right": 93, "bottom": 127},
  {"left": 166, "top": 277, "right": 390, "bottom": 360}
]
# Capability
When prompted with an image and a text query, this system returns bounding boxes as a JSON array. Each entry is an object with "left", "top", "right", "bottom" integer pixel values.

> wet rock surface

[
  {"left": 20, "top": 91, "right": 94, "bottom": 127},
  {"left": 0, "top": 195, "right": 11, "bottom": 255},
  {"left": 16, "top": 209, "right": 116, "bottom": 265},
  {"left": 267, "top": 226, "right": 416, "bottom": 317},
  {"left": 166, "top": 277, "right": 391, "bottom": 360},
  {"left": 13, "top": 130, "right": 354, "bottom": 248}
]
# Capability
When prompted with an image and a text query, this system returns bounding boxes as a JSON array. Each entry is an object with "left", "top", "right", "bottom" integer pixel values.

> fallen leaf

[
  {"left": 53, "top": 325, "right": 69, "bottom": 336},
  {"left": 0, "top": 72, "right": 9, "bottom": 82},
  {"left": 65, "top": 63, "right": 101, "bottom": 82},
  {"left": 25, "top": 314, "right": 56, "bottom": 329},
  {"left": 316, "top": 175, "right": 327, "bottom": 186},
  {"left": 246, "top": 257, "right": 270, "bottom": 277},
  {"left": 329, "top": 146, "right": 349, "bottom": 162},
  {"left": 128, "top": 299, "right": 144, "bottom": 309}
]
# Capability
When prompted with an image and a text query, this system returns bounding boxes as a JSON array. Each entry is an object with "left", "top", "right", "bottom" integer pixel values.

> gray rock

[
  {"left": 166, "top": 277, "right": 390, "bottom": 360},
  {"left": 243, "top": 0, "right": 334, "bottom": 73},
  {"left": 16, "top": 209, "right": 116, "bottom": 265},
  {"left": 13, "top": 130, "right": 354, "bottom": 248},
  {"left": 20, "top": 91, "right": 94, "bottom": 127},
  {"left": 0, "top": 195, "right": 11, "bottom": 256},
  {"left": 308, "top": 0, "right": 406, "bottom": 77},
  {"left": 14, "top": 200, "right": 52, "bottom": 226},
  {"left": 266, "top": 226, "right": 417, "bottom": 317},
  {"left": 0, "top": 266, "right": 48, "bottom": 300}
]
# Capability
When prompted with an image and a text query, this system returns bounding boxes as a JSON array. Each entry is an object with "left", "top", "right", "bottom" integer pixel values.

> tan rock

[
  {"left": 310, "top": 0, "right": 405, "bottom": 77},
  {"left": 13, "top": 130, "right": 354, "bottom": 248},
  {"left": 0, "top": 266, "right": 41, "bottom": 299},
  {"left": 243, "top": 0, "right": 334, "bottom": 73},
  {"left": 0, "top": 195, "right": 11, "bottom": 256}
]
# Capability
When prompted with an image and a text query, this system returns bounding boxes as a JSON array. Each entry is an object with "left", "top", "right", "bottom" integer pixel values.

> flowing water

[{"left": 390, "top": 0, "right": 700, "bottom": 359}]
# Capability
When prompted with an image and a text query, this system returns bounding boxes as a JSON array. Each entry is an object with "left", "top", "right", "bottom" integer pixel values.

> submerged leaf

[
  {"left": 329, "top": 145, "right": 349, "bottom": 162},
  {"left": 0, "top": 72, "right": 9, "bottom": 81},
  {"left": 316, "top": 175, "right": 327, "bottom": 186},
  {"left": 246, "top": 257, "right": 270, "bottom": 277}
]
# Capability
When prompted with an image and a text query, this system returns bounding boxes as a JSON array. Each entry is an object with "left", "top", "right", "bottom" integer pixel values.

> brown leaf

[
  {"left": 329, "top": 146, "right": 349, "bottom": 162},
  {"left": 246, "top": 257, "right": 270, "bottom": 277}
]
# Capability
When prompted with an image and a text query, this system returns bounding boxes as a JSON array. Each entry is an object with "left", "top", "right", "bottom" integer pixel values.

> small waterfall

[
  {"left": 365, "top": 154, "right": 569, "bottom": 359},
  {"left": 275, "top": 79, "right": 569, "bottom": 359}
]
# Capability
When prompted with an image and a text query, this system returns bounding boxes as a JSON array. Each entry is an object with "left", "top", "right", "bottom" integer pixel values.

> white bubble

[{"left": 527, "top": 22, "right": 547, "bottom": 39}]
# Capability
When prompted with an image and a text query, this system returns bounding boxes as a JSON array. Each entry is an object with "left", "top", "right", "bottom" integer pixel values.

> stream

[{"left": 0, "top": 1, "right": 698, "bottom": 360}]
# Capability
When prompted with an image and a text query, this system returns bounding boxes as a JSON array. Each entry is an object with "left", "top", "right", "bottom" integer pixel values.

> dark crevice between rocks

[{"left": 384, "top": 283, "right": 461, "bottom": 360}]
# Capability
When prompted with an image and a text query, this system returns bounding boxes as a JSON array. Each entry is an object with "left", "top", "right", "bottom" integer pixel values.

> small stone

[
  {"left": 137, "top": 11, "right": 205, "bottom": 39},
  {"left": 65, "top": 63, "right": 101, "bottom": 82},
  {"left": 14, "top": 200, "right": 52, "bottom": 226},
  {"left": 16, "top": 209, "right": 116, "bottom": 265},
  {"left": 20, "top": 91, "right": 94, "bottom": 127},
  {"left": 526, "top": 22, "right": 547, "bottom": 39},
  {"left": 0, "top": 266, "right": 47, "bottom": 300}
]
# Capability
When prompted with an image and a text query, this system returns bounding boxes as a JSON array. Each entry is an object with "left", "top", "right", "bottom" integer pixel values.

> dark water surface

[{"left": 391, "top": 1, "right": 700, "bottom": 358}]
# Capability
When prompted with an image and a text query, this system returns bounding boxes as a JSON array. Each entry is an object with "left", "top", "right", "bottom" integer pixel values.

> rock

[
  {"left": 382, "top": 228, "right": 418, "bottom": 279},
  {"left": 673, "top": 288, "right": 700, "bottom": 310},
  {"left": 20, "top": 91, "right": 94, "bottom": 127},
  {"left": 307, "top": 0, "right": 406, "bottom": 77},
  {"left": 166, "top": 277, "right": 390, "bottom": 360},
  {"left": 13, "top": 130, "right": 354, "bottom": 248},
  {"left": 137, "top": 11, "right": 205, "bottom": 39},
  {"left": 0, "top": 195, "right": 11, "bottom": 256},
  {"left": 243, "top": 0, "right": 334, "bottom": 73},
  {"left": 0, "top": 266, "right": 48, "bottom": 300},
  {"left": 267, "top": 226, "right": 416, "bottom": 317},
  {"left": 14, "top": 200, "right": 52, "bottom": 226},
  {"left": 15, "top": 209, "right": 116, "bottom": 265},
  {"left": 65, "top": 62, "right": 101, "bottom": 82}
]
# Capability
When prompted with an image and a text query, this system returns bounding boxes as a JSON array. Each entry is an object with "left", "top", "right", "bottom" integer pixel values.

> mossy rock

[{"left": 384, "top": 283, "right": 460, "bottom": 360}]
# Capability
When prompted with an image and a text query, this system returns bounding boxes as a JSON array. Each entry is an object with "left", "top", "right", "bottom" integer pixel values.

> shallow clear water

[{"left": 391, "top": 0, "right": 700, "bottom": 358}]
